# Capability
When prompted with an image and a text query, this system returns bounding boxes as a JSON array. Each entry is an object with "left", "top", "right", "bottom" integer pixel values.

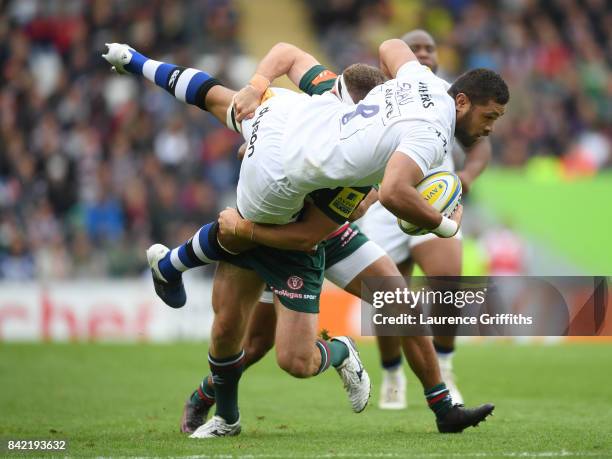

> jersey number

[{"left": 341, "top": 104, "right": 379, "bottom": 125}]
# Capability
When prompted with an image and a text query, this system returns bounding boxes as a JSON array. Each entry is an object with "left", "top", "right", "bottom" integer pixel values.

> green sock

[
  {"left": 190, "top": 374, "right": 215, "bottom": 406},
  {"left": 425, "top": 383, "right": 453, "bottom": 418},
  {"left": 329, "top": 339, "right": 350, "bottom": 367},
  {"left": 209, "top": 350, "right": 245, "bottom": 424}
]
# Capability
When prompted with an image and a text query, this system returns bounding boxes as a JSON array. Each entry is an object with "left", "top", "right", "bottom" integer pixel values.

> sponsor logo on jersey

[
  {"left": 312, "top": 69, "right": 337, "bottom": 86},
  {"left": 246, "top": 106, "right": 270, "bottom": 158},
  {"left": 287, "top": 275, "right": 304, "bottom": 290},
  {"left": 272, "top": 287, "right": 317, "bottom": 301},
  {"left": 339, "top": 225, "right": 359, "bottom": 248},
  {"left": 427, "top": 125, "right": 448, "bottom": 154},
  {"left": 418, "top": 81, "right": 434, "bottom": 108},
  {"left": 328, "top": 188, "right": 366, "bottom": 218}
]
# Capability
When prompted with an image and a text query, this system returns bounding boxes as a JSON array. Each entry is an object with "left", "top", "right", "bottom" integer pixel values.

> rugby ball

[{"left": 397, "top": 171, "right": 462, "bottom": 236}]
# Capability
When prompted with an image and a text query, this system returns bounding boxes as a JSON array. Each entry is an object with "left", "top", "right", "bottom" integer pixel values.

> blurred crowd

[
  {"left": 0, "top": 0, "right": 610, "bottom": 279},
  {"left": 306, "top": 0, "right": 611, "bottom": 169},
  {"left": 0, "top": 0, "right": 244, "bottom": 279}
]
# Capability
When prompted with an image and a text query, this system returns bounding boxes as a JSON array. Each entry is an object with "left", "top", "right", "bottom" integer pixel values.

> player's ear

[{"left": 455, "top": 93, "right": 471, "bottom": 116}]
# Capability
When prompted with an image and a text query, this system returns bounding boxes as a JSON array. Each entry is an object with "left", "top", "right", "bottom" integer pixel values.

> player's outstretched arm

[
  {"left": 378, "top": 39, "right": 418, "bottom": 79},
  {"left": 379, "top": 152, "right": 461, "bottom": 237},
  {"left": 457, "top": 138, "right": 492, "bottom": 194},
  {"left": 233, "top": 42, "right": 320, "bottom": 121},
  {"left": 101, "top": 43, "right": 235, "bottom": 124},
  {"left": 218, "top": 204, "right": 340, "bottom": 252}
]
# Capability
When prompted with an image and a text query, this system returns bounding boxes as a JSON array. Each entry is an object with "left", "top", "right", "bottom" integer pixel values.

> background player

[{"left": 359, "top": 29, "right": 493, "bottom": 410}]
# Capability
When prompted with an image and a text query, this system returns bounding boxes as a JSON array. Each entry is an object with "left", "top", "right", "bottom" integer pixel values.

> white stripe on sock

[
  {"left": 174, "top": 68, "right": 199, "bottom": 101},
  {"left": 191, "top": 229, "right": 215, "bottom": 263},
  {"left": 170, "top": 248, "right": 188, "bottom": 272},
  {"left": 428, "top": 388, "right": 448, "bottom": 398},
  {"left": 208, "top": 350, "right": 245, "bottom": 366},
  {"left": 142, "top": 59, "right": 162, "bottom": 82},
  {"left": 316, "top": 341, "right": 328, "bottom": 372}
]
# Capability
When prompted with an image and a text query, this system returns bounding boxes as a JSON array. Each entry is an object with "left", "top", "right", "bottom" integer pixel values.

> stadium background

[
  {"left": 0, "top": 0, "right": 609, "bottom": 340},
  {"left": 0, "top": 1, "right": 611, "bottom": 456}
]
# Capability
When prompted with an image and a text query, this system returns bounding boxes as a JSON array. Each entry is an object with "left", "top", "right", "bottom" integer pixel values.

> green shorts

[
  {"left": 324, "top": 222, "right": 370, "bottom": 269},
  {"left": 259, "top": 222, "right": 374, "bottom": 302},
  {"left": 226, "top": 244, "right": 325, "bottom": 314}
]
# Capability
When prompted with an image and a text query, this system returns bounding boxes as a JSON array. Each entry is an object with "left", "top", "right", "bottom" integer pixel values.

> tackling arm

[
  {"left": 219, "top": 204, "right": 341, "bottom": 252},
  {"left": 217, "top": 184, "right": 378, "bottom": 252}
]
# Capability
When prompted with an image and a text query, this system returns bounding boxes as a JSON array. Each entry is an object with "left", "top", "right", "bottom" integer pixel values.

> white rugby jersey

[{"left": 281, "top": 60, "right": 456, "bottom": 192}]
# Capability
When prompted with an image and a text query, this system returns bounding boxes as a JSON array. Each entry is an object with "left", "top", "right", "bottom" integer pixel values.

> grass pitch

[{"left": 1, "top": 341, "right": 611, "bottom": 458}]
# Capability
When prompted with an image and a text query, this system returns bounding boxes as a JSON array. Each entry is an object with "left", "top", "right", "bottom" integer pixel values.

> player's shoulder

[{"left": 395, "top": 60, "right": 431, "bottom": 80}]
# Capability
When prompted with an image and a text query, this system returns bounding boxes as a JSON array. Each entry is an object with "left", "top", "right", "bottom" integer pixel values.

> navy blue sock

[
  {"left": 433, "top": 342, "right": 455, "bottom": 355},
  {"left": 158, "top": 222, "right": 227, "bottom": 282},
  {"left": 381, "top": 355, "right": 402, "bottom": 370},
  {"left": 123, "top": 48, "right": 221, "bottom": 110}
]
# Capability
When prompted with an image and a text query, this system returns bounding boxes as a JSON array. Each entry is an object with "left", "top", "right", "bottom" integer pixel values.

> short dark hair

[
  {"left": 448, "top": 68, "right": 509, "bottom": 106},
  {"left": 342, "top": 63, "right": 386, "bottom": 102}
]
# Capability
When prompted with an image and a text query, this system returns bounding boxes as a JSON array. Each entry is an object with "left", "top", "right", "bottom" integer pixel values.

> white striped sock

[
  {"left": 174, "top": 67, "right": 199, "bottom": 101},
  {"left": 191, "top": 228, "right": 215, "bottom": 263},
  {"left": 170, "top": 248, "right": 188, "bottom": 272},
  {"left": 142, "top": 59, "right": 162, "bottom": 82}
]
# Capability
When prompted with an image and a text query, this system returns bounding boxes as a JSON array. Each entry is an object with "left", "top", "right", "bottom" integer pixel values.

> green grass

[
  {"left": 471, "top": 169, "right": 612, "bottom": 274},
  {"left": 1, "top": 342, "right": 611, "bottom": 457}
]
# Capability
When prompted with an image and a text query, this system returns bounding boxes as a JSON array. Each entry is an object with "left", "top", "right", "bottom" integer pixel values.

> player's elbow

[
  {"left": 379, "top": 39, "right": 404, "bottom": 58},
  {"left": 378, "top": 184, "right": 401, "bottom": 215},
  {"left": 273, "top": 42, "right": 299, "bottom": 57}
]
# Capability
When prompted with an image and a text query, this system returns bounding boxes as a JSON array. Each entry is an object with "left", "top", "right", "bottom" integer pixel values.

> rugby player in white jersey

[
  {"left": 176, "top": 42, "right": 462, "bottom": 435},
  {"left": 358, "top": 29, "right": 494, "bottom": 410},
  {"left": 103, "top": 38, "right": 507, "bottom": 437}
]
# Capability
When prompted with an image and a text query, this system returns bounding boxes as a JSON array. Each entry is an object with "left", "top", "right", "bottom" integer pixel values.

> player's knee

[{"left": 276, "top": 350, "right": 313, "bottom": 378}]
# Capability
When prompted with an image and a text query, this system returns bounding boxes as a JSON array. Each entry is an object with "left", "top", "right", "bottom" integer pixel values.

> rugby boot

[
  {"left": 180, "top": 391, "right": 214, "bottom": 434},
  {"left": 333, "top": 336, "right": 371, "bottom": 413},
  {"left": 146, "top": 243, "right": 186, "bottom": 308},
  {"left": 190, "top": 415, "right": 241, "bottom": 438},
  {"left": 436, "top": 403, "right": 494, "bottom": 433}
]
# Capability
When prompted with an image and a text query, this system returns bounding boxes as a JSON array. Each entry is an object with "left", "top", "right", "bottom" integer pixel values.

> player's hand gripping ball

[{"left": 397, "top": 171, "right": 462, "bottom": 236}]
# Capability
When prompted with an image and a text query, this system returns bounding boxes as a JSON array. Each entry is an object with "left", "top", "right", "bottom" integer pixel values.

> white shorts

[
  {"left": 356, "top": 201, "right": 462, "bottom": 265},
  {"left": 260, "top": 289, "right": 275, "bottom": 304},
  {"left": 237, "top": 88, "right": 310, "bottom": 224},
  {"left": 325, "top": 240, "right": 386, "bottom": 288}
]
